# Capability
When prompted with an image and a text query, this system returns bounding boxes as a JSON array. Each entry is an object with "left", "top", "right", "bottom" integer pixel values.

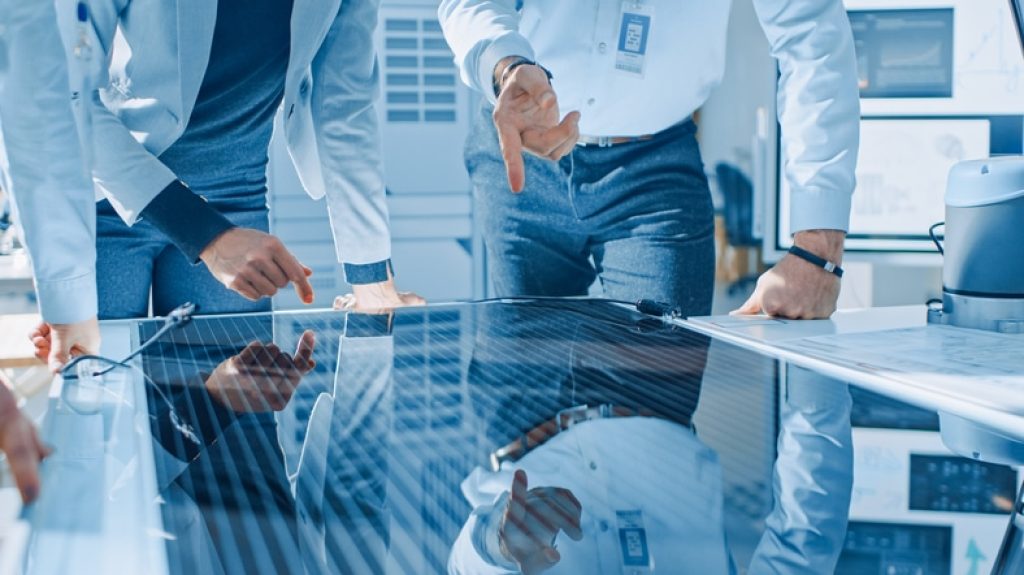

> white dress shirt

[
  {"left": 438, "top": 0, "right": 861, "bottom": 233},
  {"left": 0, "top": 0, "right": 97, "bottom": 324}
]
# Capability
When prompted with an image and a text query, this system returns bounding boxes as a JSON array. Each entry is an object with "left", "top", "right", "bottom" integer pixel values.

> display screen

[
  {"left": 849, "top": 9, "right": 954, "bottom": 98},
  {"left": 773, "top": 4, "right": 1024, "bottom": 257},
  {"left": 836, "top": 522, "right": 952, "bottom": 575},
  {"left": 908, "top": 454, "right": 1018, "bottom": 515}
]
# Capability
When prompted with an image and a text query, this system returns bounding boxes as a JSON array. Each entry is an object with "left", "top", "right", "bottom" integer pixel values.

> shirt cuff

[
  {"left": 343, "top": 312, "right": 394, "bottom": 337},
  {"left": 343, "top": 259, "right": 393, "bottom": 285},
  {"left": 477, "top": 33, "right": 536, "bottom": 105},
  {"left": 472, "top": 491, "right": 519, "bottom": 570},
  {"left": 35, "top": 271, "right": 97, "bottom": 325},
  {"left": 140, "top": 181, "right": 236, "bottom": 264},
  {"left": 788, "top": 187, "right": 853, "bottom": 234}
]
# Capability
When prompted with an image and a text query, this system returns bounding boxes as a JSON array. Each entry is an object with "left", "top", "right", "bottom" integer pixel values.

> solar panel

[{"left": 67, "top": 301, "right": 811, "bottom": 573}]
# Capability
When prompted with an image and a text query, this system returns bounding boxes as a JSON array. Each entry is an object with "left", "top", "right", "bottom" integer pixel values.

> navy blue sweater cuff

[
  {"left": 344, "top": 259, "right": 393, "bottom": 285},
  {"left": 141, "top": 181, "right": 236, "bottom": 264}
]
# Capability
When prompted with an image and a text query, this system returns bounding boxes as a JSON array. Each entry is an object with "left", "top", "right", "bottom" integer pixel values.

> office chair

[{"left": 715, "top": 163, "right": 762, "bottom": 296}]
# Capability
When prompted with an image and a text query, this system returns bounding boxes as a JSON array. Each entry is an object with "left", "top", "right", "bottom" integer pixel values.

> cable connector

[{"left": 635, "top": 299, "right": 684, "bottom": 320}]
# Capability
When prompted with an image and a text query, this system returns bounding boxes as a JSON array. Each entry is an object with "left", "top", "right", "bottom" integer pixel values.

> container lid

[{"left": 946, "top": 156, "right": 1024, "bottom": 208}]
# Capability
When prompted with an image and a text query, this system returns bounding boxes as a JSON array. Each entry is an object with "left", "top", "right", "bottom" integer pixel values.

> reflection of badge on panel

[
  {"left": 616, "top": 509, "right": 653, "bottom": 571},
  {"left": 616, "top": 0, "right": 654, "bottom": 77}
]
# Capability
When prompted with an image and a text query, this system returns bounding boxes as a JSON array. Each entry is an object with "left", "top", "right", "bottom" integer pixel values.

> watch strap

[
  {"left": 788, "top": 245, "right": 844, "bottom": 278},
  {"left": 493, "top": 57, "right": 553, "bottom": 97}
]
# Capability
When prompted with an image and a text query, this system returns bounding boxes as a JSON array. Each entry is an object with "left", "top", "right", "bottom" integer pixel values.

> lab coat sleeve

[
  {"left": 0, "top": 0, "right": 97, "bottom": 324},
  {"left": 309, "top": 1, "right": 392, "bottom": 268},
  {"left": 75, "top": 0, "right": 177, "bottom": 225},
  {"left": 747, "top": 367, "right": 853, "bottom": 575},
  {"left": 438, "top": 0, "right": 536, "bottom": 103},
  {"left": 751, "top": 0, "right": 860, "bottom": 233}
]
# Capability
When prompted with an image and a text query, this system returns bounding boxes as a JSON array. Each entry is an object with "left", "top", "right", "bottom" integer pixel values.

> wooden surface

[{"left": 0, "top": 314, "right": 42, "bottom": 369}]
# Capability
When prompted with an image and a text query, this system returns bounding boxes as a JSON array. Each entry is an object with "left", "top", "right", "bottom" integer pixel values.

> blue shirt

[
  {"left": 158, "top": 0, "right": 292, "bottom": 197},
  {"left": 141, "top": 0, "right": 389, "bottom": 282}
]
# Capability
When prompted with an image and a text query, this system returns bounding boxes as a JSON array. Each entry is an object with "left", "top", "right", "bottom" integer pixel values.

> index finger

[
  {"left": 273, "top": 248, "right": 315, "bottom": 304},
  {"left": 730, "top": 292, "right": 763, "bottom": 316},
  {"left": 292, "top": 330, "right": 316, "bottom": 372},
  {"left": 496, "top": 121, "right": 526, "bottom": 193},
  {"left": 508, "top": 468, "right": 529, "bottom": 522}
]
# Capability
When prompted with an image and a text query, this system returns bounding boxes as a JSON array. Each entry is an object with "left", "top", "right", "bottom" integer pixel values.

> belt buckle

[
  {"left": 556, "top": 404, "right": 589, "bottom": 431},
  {"left": 556, "top": 404, "right": 612, "bottom": 431}
]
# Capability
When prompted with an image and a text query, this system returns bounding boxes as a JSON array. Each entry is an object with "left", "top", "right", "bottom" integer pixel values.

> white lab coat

[
  {"left": 0, "top": 0, "right": 96, "bottom": 324},
  {"left": 56, "top": 0, "right": 392, "bottom": 266}
]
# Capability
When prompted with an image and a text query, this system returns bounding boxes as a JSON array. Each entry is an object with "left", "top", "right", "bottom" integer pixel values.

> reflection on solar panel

[{"left": 130, "top": 301, "right": 785, "bottom": 573}]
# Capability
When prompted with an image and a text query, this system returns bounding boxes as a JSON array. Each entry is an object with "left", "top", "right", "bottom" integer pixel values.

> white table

[{"left": 681, "top": 306, "right": 1024, "bottom": 444}]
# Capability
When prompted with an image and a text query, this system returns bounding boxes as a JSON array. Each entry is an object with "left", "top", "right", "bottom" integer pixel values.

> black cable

[
  {"left": 469, "top": 295, "right": 684, "bottom": 320},
  {"left": 929, "top": 222, "right": 945, "bottom": 255},
  {"left": 61, "top": 302, "right": 197, "bottom": 380}
]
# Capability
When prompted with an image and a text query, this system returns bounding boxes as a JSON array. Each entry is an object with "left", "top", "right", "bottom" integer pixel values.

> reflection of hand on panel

[
  {"left": 205, "top": 330, "right": 316, "bottom": 413},
  {"left": 497, "top": 469, "right": 584, "bottom": 575}
]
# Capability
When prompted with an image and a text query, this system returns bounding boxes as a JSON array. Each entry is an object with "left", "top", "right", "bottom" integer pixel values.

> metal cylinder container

[{"left": 930, "top": 157, "right": 1024, "bottom": 332}]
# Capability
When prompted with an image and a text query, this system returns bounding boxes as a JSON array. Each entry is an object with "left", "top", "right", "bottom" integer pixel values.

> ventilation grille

[{"left": 382, "top": 16, "right": 459, "bottom": 124}]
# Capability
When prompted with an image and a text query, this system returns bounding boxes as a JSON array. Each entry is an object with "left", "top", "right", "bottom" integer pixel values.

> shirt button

[
  {"left": 589, "top": 461, "right": 598, "bottom": 470},
  {"left": 587, "top": 98, "right": 596, "bottom": 106},
  {"left": 598, "top": 42, "right": 607, "bottom": 54},
  {"left": 599, "top": 520, "right": 609, "bottom": 532}
]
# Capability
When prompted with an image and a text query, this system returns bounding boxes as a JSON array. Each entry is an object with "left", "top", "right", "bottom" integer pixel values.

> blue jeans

[
  {"left": 96, "top": 193, "right": 272, "bottom": 319},
  {"left": 466, "top": 105, "right": 715, "bottom": 316}
]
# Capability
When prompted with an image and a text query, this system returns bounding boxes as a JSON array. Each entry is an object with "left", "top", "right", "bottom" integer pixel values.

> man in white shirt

[
  {"left": 0, "top": 0, "right": 99, "bottom": 503},
  {"left": 439, "top": 0, "right": 859, "bottom": 318}
]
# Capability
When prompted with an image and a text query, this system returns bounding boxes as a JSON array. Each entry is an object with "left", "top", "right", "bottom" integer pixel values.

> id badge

[
  {"left": 615, "top": 0, "right": 654, "bottom": 77},
  {"left": 616, "top": 510, "right": 653, "bottom": 573}
]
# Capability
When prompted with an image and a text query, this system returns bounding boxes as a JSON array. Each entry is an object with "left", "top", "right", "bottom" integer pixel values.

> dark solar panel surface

[{"left": 121, "top": 300, "right": 988, "bottom": 574}]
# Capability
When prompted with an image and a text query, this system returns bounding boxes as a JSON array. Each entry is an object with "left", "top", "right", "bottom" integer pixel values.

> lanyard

[{"left": 72, "top": 1, "right": 95, "bottom": 174}]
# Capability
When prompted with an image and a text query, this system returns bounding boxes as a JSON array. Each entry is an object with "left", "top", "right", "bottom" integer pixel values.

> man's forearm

[{"left": 140, "top": 180, "right": 236, "bottom": 264}]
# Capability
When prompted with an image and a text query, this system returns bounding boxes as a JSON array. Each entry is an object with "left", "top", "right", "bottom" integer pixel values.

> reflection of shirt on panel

[
  {"left": 450, "top": 373, "right": 856, "bottom": 574},
  {"left": 292, "top": 332, "right": 395, "bottom": 574},
  {"left": 449, "top": 417, "right": 732, "bottom": 574}
]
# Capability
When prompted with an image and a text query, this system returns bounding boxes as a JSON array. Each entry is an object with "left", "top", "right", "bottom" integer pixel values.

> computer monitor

[{"left": 767, "top": 1, "right": 1024, "bottom": 263}]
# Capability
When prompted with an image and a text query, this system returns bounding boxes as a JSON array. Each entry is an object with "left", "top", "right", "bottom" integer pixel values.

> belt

[
  {"left": 489, "top": 404, "right": 661, "bottom": 472},
  {"left": 576, "top": 134, "right": 655, "bottom": 148}
]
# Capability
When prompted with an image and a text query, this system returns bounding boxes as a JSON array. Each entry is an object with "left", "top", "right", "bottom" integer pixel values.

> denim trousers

[
  {"left": 96, "top": 192, "right": 272, "bottom": 319},
  {"left": 466, "top": 105, "right": 715, "bottom": 316}
]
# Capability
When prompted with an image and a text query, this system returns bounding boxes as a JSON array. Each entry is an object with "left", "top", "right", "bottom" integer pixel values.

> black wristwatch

[
  {"left": 788, "top": 245, "right": 844, "bottom": 278},
  {"left": 492, "top": 57, "right": 553, "bottom": 98}
]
